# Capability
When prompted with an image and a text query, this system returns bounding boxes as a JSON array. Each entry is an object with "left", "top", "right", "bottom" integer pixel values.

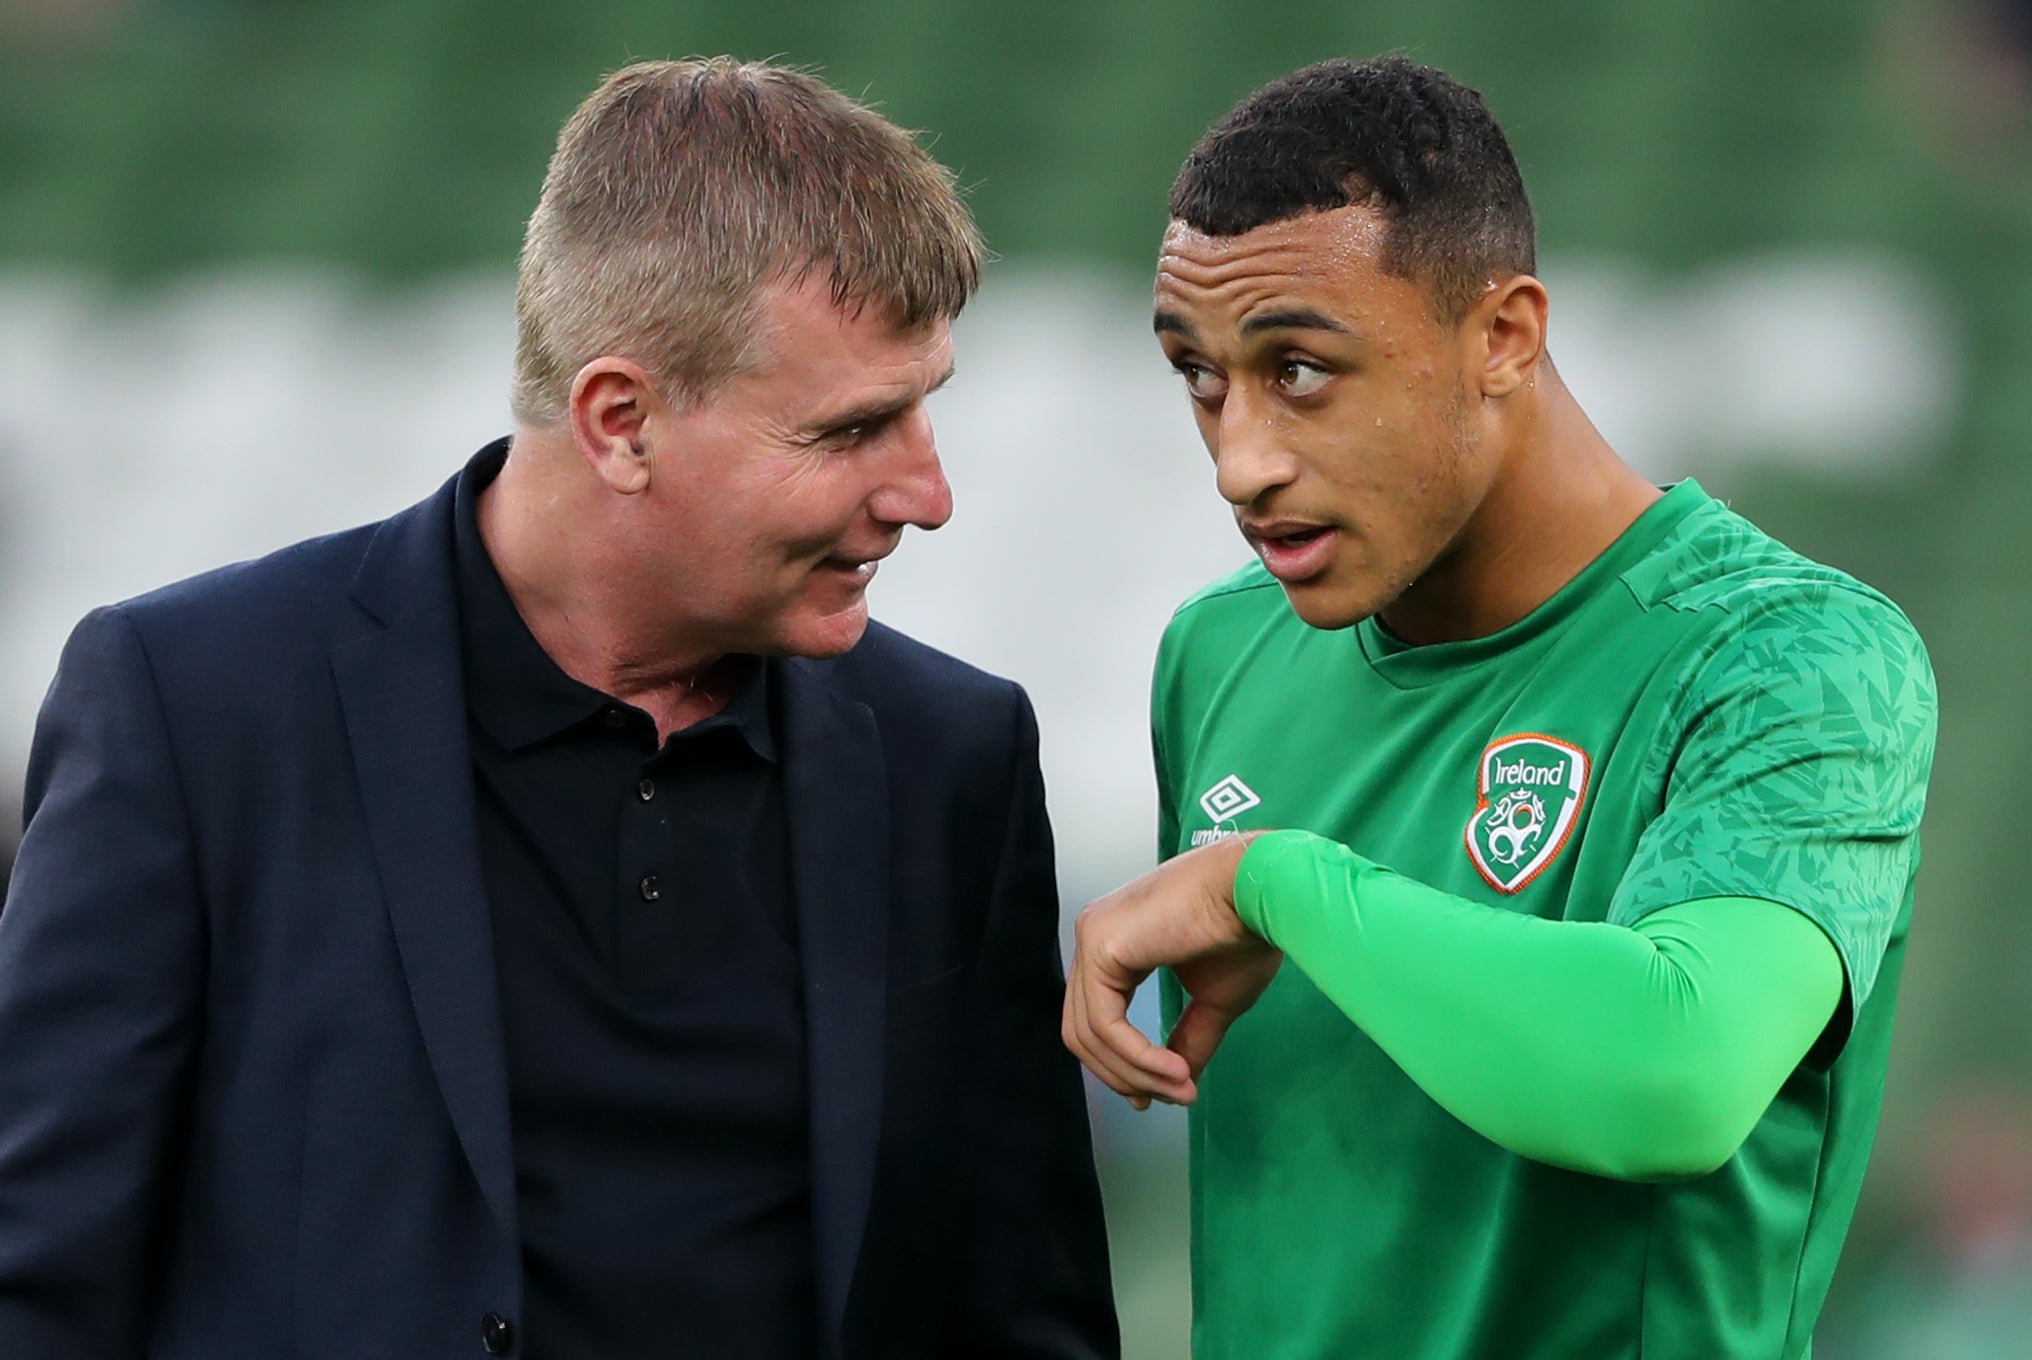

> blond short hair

[{"left": 511, "top": 58, "right": 984, "bottom": 425}]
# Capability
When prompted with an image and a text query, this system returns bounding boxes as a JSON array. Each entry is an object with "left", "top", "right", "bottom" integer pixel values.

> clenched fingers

[{"left": 1063, "top": 929, "right": 1196, "bottom": 1108}]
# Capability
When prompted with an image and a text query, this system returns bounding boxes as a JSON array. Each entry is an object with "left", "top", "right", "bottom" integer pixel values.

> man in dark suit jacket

[{"left": 0, "top": 58, "right": 1117, "bottom": 1360}]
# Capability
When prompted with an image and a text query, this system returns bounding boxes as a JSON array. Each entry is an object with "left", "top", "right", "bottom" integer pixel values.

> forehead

[
  {"left": 758, "top": 275, "right": 949, "bottom": 359},
  {"left": 748, "top": 276, "right": 952, "bottom": 387},
  {"left": 1153, "top": 205, "right": 1428, "bottom": 339}
]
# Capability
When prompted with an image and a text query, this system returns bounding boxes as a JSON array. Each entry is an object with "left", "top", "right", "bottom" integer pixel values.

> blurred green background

[{"left": 4, "top": 0, "right": 2030, "bottom": 1354}]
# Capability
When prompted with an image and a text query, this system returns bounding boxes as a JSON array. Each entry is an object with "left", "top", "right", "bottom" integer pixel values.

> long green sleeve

[{"left": 1231, "top": 829, "right": 1845, "bottom": 1182}]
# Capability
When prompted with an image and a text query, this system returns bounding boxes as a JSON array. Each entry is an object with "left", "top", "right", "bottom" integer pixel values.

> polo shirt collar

[{"left": 451, "top": 442, "right": 775, "bottom": 761}]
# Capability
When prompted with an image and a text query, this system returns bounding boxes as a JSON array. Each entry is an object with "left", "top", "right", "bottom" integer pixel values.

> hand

[{"left": 1062, "top": 833, "right": 1283, "bottom": 1109}]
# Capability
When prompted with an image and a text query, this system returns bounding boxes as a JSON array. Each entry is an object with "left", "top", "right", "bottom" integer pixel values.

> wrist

[
  {"left": 1191, "top": 830, "right": 1265, "bottom": 942},
  {"left": 1233, "top": 828, "right": 1332, "bottom": 939}
]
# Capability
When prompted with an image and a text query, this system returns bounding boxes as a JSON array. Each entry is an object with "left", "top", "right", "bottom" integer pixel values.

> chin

[
  {"left": 1278, "top": 549, "right": 1423, "bottom": 632},
  {"left": 773, "top": 601, "right": 872, "bottom": 659},
  {"left": 1279, "top": 579, "right": 1380, "bottom": 632}
]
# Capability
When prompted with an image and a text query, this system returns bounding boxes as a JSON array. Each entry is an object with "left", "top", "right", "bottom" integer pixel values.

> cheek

[
  {"left": 756, "top": 469, "right": 871, "bottom": 567},
  {"left": 1308, "top": 415, "right": 1425, "bottom": 518},
  {"left": 647, "top": 479, "right": 795, "bottom": 591},
  {"left": 1313, "top": 426, "right": 1461, "bottom": 566}
]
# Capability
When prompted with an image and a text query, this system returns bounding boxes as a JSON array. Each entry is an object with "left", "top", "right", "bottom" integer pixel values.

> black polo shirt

[{"left": 453, "top": 449, "right": 815, "bottom": 1359}]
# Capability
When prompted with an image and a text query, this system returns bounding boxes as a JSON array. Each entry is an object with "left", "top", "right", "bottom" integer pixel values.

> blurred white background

[{"left": 0, "top": 255, "right": 1958, "bottom": 893}]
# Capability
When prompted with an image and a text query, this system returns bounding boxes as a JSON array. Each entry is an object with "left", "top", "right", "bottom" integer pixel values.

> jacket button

[
  {"left": 639, "top": 874, "right": 661, "bottom": 902},
  {"left": 481, "top": 1312, "right": 516, "bottom": 1355}
]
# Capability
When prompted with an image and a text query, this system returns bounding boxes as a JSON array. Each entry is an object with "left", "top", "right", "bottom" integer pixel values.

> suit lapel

[
  {"left": 326, "top": 462, "right": 892, "bottom": 1322},
  {"left": 330, "top": 473, "right": 518, "bottom": 1241},
  {"left": 778, "top": 658, "right": 890, "bottom": 1354}
]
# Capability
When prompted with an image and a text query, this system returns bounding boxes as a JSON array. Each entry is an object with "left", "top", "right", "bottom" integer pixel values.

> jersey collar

[{"left": 1356, "top": 479, "right": 1712, "bottom": 690}]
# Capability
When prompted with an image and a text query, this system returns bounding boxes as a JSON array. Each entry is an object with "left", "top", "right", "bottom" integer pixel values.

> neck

[
  {"left": 1378, "top": 370, "right": 1660, "bottom": 647},
  {"left": 479, "top": 431, "right": 733, "bottom": 739}
]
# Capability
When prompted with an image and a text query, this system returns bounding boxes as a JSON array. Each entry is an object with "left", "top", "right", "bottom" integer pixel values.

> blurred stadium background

[{"left": 3, "top": 0, "right": 2029, "bottom": 1353}]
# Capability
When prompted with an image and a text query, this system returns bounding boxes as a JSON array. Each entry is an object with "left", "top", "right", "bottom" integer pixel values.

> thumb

[{"left": 1166, "top": 997, "right": 1241, "bottom": 1081}]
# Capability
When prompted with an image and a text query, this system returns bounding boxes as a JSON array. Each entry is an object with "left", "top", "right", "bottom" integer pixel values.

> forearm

[{"left": 1234, "top": 831, "right": 1842, "bottom": 1181}]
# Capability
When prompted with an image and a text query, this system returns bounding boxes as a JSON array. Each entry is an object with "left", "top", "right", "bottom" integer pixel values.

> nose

[
  {"left": 869, "top": 405, "right": 954, "bottom": 531},
  {"left": 1212, "top": 388, "right": 1299, "bottom": 509}
]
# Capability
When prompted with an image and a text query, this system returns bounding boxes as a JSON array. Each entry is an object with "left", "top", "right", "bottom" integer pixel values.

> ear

[
  {"left": 1471, "top": 274, "right": 1548, "bottom": 400},
  {"left": 567, "top": 357, "right": 663, "bottom": 495}
]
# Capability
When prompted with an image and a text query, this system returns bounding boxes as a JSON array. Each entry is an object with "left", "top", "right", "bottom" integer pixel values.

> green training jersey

[{"left": 1152, "top": 480, "right": 1937, "bottom": 1360}]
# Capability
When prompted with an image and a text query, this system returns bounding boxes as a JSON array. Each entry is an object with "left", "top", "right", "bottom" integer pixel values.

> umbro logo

[
  {"left": 1190, "top": 775, "right": 1261, "bottom": 846},
  {"left": 1197, "top": 774, "right": 1261, "bottom": 823}
]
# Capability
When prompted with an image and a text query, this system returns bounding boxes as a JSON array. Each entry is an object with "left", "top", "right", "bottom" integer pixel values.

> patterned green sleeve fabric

[{"left": 1607, "top": 588, "right": 1938, "bottom": 1013}]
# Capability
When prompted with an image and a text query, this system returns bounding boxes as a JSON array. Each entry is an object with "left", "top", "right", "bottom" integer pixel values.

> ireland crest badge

[{"left": 1464, "top": 733, "right": 1591, "bottom": 894}]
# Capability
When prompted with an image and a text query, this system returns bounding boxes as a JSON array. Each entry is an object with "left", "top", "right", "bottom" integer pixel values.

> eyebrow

[
  {"left": 1152, "top": 307, "right": 1355, "bottom": 341},
  {"left": 1240, "top": 308, "right": 1352, "bottom": 337},
  {"left": 810, "top": 364, "right": 956, "bottom": 434}
]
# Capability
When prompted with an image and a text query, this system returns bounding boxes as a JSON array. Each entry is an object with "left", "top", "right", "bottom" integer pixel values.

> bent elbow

[
  {"left": 1569, "top": 1075, "right": 1757, "bottom": 1183},
  {"left": 1614, "top": 1131, "right": 1743, "bottom": 1183}
]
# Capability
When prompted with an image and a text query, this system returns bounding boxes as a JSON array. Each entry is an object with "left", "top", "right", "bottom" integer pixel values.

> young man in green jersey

[{"left": 1062, "top": 56, "right": 1938, "bottom": 1360}]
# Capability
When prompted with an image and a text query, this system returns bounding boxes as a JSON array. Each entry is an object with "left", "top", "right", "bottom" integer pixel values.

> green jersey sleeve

[
  {"left": 1232, "top": 833, "right": 1843, "bottom": 1181},
  {"left": 1607, "top": 587, "right": 1938, "bottom": 1014}
]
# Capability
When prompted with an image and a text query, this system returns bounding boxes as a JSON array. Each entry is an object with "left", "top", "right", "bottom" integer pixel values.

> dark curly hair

[{"left": 1169, "top": 55, "right": 1536, "bottom": 323}]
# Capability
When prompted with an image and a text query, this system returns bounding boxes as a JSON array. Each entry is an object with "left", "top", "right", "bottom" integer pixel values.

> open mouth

[
  {"left": 820, "top": 556, "right": 879, "bottom": 582},
  {"left": 1270, "top": 527, "right": 1329, "bottom": 550},
  {"left": 1250, "top": 524, "right": 1338, "bottom": 582}
]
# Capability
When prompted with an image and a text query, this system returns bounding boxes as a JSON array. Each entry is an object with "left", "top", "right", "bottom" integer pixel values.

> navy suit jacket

[{"left": 0, "top": 469, "right": 1118, "bottom": 1360}]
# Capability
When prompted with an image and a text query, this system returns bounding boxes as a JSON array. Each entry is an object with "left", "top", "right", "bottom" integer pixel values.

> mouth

[
  {"left": 817, "top": 553, "right": 882, "bottom": 585},
  {"left": 1243, "top": 520, "right": 1339, "bottom": 584}
]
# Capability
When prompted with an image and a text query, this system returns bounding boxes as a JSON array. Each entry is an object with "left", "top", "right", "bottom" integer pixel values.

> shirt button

[
  {"left": 481, "top": 1312, "right": 517, "bottom": 1355},
  {"left": 603, "top": 707, "right": 627, "bottom": 729},
  {"left": 637, "top": 777, "right": 656, "bottom": 802},
  {"left": 639, "top": 874, "right": 662, "bottom": 902}
]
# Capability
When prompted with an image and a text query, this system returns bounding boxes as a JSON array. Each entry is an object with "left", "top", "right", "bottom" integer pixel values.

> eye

[
  {"left": 1278, "top": 358, "right": 1330, "bottom": 397},
  {"left": 822, "top": 414, "right": 892, "bottom": 448},
  {"left": 1172, "top": 359, "right": 1228, "bottom": 401}
]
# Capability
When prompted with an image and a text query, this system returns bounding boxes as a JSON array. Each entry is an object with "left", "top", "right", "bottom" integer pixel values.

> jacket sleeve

[
  {"left": 0, "top": 607, "right": 207, "bottom": 1358},
  {"left": 938, "top": 689, "right": 1119, "bottom": 1359}
]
